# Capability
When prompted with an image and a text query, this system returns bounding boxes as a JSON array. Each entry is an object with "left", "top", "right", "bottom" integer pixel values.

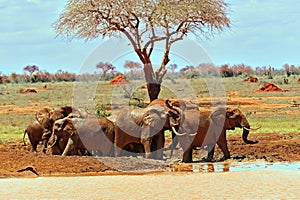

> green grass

[
  {"left": 228, "top": 118, "right": 300, "bottom": 136},
  {"left": 0, "top": 133, "right": 24, "bottom": 143}
]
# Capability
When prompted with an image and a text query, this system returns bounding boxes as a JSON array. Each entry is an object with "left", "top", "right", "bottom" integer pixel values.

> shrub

[{"left": 95, "top": 104, "right": 111, "bottom": 117}]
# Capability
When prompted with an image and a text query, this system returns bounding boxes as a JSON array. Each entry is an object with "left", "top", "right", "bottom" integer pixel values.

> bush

[{"left": 95, "top": 104, "right": 111, "bottom": 117}]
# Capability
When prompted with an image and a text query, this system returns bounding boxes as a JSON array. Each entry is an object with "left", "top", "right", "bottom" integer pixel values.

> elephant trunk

[
  {"left": 165, "top": 99, "right": 183, "bottom": 127},
  {"left": 242, "top": 125, "right": 258, "bottom": 144},
  {"left": 241, "top": 116, "right": 259, "bottom": 144},
  {"left": 242, "top": 127, "right": 251, "bottom": 144}
]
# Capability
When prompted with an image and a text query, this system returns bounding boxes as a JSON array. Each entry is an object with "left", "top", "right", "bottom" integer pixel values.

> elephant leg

[
  {"left": 216, "top": 132, "right": 230, "bottom": 161},
  {"left": 182, "top": 146, "right": 193, "bottom": 163},
  {"left": 62, "top": 135, "right": 77, "bottom": 156},
  {"left": 141, "top": 138, "right": 152, "bottom": 159},
  {"left": 99, "top": 138, "right": 113, "bottom": 156},
  {"left": 205, "top": 144, "right": 215, "bottom": 162},
  {"left": 50, "top": 145, "right": 61, "bottom": 155},
  {"left": 32, "top": 140, "right": 39, "bottom": 153},
  {"left": 109, "top": 144, "right": 115, "bottom": 157},
  {"left": 28, "top": 135, "right": 37, "bottom": 152},
  {"left": 49, "top": 136, "right": 61, "bottom": 155},
  {"left": 114, "top": 139, "right": 128, "bottom": 157},
  {"left": 153, "top": 132, "right": 165, "bottom": 160},
  {"left": 41, "top": 129, "right": 51, "bottom": 153},
  {"left": 166, "top": 132, "right": 179, "bottom": 150},
  {"left": 26, "top": 133, "right": 37, "bottom": 152},
  {"left": 115, "top": 144, "right": 123, "bottom": 157}
]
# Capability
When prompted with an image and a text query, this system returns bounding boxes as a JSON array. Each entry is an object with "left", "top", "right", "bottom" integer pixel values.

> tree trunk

[
  {"left": 142, "top": 51, "right": 169, "bottom": 102},
  {"left": 147, "top": 83, "right": 161, "bottom": 102},
  {"left": 143, "top": 62, "right": 161, "bottom": 102}
]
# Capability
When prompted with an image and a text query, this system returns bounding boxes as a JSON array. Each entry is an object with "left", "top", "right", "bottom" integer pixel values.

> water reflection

[
  {"left": 170, "top": 162, "right": 300, "bottom": 173},
  {"left": 192, "top": 163, "right": 230, "bottom": 173}
]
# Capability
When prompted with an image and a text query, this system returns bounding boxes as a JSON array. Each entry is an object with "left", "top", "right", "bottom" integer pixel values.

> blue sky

[{"left": 0, "top": 0, "right": 299, "bottom": 75}]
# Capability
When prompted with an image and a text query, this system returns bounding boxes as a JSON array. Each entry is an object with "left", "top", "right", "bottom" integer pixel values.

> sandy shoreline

[{"left": 1, "top": 169, "right": 299, "bottom": 199}]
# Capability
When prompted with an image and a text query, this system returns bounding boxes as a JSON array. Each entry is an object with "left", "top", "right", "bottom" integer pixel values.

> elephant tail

[{"left": 23, "top": 129, "right": 27, "bottom": 146}]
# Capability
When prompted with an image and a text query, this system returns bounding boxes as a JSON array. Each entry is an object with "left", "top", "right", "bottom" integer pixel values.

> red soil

[
  {"left": 22, "top": 89, "right": 38, "bottom": 94},
  {"left": 256, "top": 83, "right": 288, "bottom": 92},
  {"left": 110, "top": 74, "right": 129, "bottom": 84},
  {"left": 243, "top": 77, "right": 258, "bottom": 83}
]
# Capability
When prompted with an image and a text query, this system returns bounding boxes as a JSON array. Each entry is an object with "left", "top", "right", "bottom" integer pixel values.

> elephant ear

[
  {"left": 225, "top": 107, "right": 244, "bottom": 130},
  {"left": 50, "top": 109, "right": 65, "bottom": 121},
  {"left": 226, "top": 107, "right": 241, "bottom": 119},
  {"left": 35, "top": 107, "right": 52, "bottom": 124},
  {"left": 210, "top": 107, "right": 226, "bottom": 123},
  {"left": 144, "top": 105, "right": 167, "bottom": 130},
  {"left": 207, "top": 107, "right": 227, "bottom": 144},
  {"left": 167, "top": 99, "right": 187, "bottom": 111}
]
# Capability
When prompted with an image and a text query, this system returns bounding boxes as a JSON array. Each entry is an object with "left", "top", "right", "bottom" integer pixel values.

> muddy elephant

[
  {"left": 23, "top": 119, "right": 46, "bottom": 152},
  {"left": 49, "top": 116, "right": 115, "bottom": 156},
  {"left": 23, "top": 107, "right": 55, "bottom": 152},
  {"left": 174, "top": 107, "right": 259, "bottom": 162},
  {"left": 23, "top": 106, "right": 88, "bottom": 153},
  {"left": 115, "top": 99, "right": 183, "bottom": 160},
  {"left": 148, "top": 98, "right": 196, "bottom": 151}
]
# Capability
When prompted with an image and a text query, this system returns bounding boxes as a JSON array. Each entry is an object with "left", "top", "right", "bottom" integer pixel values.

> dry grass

[{"left": 0, "top": 76, "right": 299, "bottom": 143}]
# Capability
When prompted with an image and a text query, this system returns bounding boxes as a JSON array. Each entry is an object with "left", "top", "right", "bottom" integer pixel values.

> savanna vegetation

[{"left": 0, "top": 73, "right": 299, "bottom": 144}]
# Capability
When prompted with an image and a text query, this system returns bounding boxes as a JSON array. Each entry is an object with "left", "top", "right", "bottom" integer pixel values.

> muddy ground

[{"left": 1, "top": 132, "right": 299, "bottom": 178}]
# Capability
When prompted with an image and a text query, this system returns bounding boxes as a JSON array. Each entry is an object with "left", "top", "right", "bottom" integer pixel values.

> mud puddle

[{"left": 169, "top": 161, "right": 300, "bottom": 173}]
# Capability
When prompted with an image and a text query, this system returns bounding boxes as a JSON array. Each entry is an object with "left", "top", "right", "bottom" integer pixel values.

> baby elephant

[{"left": 23, "top": 119, "right": 45, "bottom": 152}]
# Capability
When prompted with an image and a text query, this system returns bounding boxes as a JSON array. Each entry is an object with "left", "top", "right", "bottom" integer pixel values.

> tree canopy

[{"left": 54, "top": 0, "right": 230, "bottom": 101}]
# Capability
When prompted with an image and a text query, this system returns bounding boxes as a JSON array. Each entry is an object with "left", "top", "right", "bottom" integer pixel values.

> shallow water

[
  {"left": 228, "top": 162, "right": 300, "bottom": 172},
  {"left": 172, "top": 161, "right": 300, "bottom": 173}
]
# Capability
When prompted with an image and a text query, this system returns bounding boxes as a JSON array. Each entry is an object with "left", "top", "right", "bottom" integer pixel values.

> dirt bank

[{"left": 0, "top": 132, "right": 299, "bottom": 178}]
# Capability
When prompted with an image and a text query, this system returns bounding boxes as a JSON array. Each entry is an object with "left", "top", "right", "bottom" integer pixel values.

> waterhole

[{"left": 169, "top": 161, "right": 300, "bottom": 173}]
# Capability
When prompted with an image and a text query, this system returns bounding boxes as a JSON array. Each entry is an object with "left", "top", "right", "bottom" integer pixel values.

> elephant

[
  {"left": 23, "top": 107, "right": 55, "bottom": 152},
  {"left": 23, "top": 106, "right": 88, "bottom": 153},
  {"left": 115, "top": 99, "right": 184, "bottom": 160},
  {"left": 49, "top": 116, "right": 115, "bottom": 157},
  {"left": 147, "top": 98, "right": 197, "bottom": 152},
  {"left": 23, "top": 119, "right": 45, "bottom": 152},
  {"left": 173, "top": 107, "right": 259, "bottom": 162}
]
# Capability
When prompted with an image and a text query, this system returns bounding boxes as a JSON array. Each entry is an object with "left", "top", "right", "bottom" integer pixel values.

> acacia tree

[
  {"left": 24, "top": 65, "right": 39, "bottom": 76},
  {"left": 96, "top": 61, "right": 116, "bottom": 76},
  {"left": 124, "top": 60, "right": 142, "bottom": 72},
  {"left": 54, "top": 0, "right": 230, "bottom": 101},
  {"left": 168, "top": 64, "right": 178, "bottom": 74}
]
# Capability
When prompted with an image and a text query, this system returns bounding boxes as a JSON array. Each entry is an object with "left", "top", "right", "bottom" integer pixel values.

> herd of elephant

[{"left": 23, "top": 99, "right": 259, "bottom": 163}]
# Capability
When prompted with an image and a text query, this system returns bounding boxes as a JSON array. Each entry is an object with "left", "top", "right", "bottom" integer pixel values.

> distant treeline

[{"left": 0, "top": 63, "right": 299, "bottom": 84}]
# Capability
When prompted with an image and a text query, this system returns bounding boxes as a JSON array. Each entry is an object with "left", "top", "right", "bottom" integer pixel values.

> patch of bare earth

[{"left": 0, "top": 132, "right": 299, "bottom": 178}]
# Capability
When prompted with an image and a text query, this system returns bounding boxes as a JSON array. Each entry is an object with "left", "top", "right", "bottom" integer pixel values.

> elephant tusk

[
  {"left": 172, "top": 126, "right": 187, "bottom": 136},
  {"left": 243, "top": 125, "right": 261, "bottom": 131},
  {"left": 188, "top": 132, "right": 197, "bottom": 136},
  {"left": 46, "top": 141, "right": 56, "bottom": 150}
]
